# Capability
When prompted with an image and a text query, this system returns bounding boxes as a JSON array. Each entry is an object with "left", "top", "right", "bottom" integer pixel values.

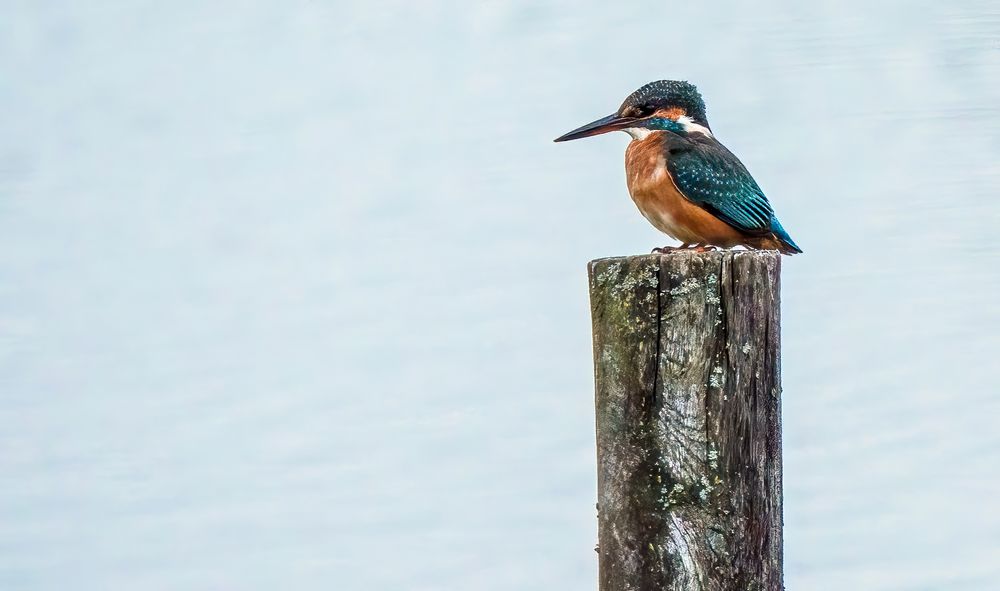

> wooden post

[{"left": 588, "top": 251, "right": 783, "bottom": 591}]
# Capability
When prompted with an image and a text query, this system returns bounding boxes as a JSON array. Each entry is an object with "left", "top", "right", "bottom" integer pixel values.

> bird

[{"left": 554, "top": 80, "right": 802, "bottom": 255}]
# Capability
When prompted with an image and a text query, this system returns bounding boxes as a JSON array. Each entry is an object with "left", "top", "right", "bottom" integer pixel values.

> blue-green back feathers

[{"left": 664, "top": 135, "right": 802, "bottom": 253}]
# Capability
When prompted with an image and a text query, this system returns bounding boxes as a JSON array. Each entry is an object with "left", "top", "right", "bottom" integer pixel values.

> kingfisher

[{"left": 554, "top": 80, "right": 802, "bottom": 254}]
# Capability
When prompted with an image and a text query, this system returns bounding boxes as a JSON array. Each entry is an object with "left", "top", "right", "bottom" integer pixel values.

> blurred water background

[{"left": 1, "top": 1, "right": 998, "bottom": 589}]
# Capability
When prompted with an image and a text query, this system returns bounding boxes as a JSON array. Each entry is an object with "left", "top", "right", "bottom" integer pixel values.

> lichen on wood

[{"left": 588, "top": 251, "right": 782, "bottom": 591}]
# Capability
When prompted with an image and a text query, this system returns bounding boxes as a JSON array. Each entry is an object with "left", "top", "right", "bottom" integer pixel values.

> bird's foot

[
  {"left": 653, "top": 244, "right": 719, "bottom": 254},
  {"left": 656, "top": 243, "right": 721, "bottom": 253},
  {"left": 652, "top": 243, "right": 692, "bottom": 254}
]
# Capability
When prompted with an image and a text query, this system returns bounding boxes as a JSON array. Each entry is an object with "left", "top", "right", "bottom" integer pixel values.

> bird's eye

[{"left": 622, "top": 105, "right": 650, "bottom": 118}]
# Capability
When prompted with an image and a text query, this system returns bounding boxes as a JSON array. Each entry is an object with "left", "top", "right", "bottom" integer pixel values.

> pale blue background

[{"left": 1, "top": 1, "right": 998, "bottom": 590}]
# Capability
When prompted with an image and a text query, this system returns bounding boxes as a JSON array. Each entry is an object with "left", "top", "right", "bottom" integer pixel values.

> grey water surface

[{"left": 1, "top": 1, "right": 998, "bottom": 590}]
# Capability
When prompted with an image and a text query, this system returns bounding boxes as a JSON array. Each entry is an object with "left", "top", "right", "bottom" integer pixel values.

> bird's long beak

[{"left": 553, "top": 114, "right": 635, "bottom": 142}]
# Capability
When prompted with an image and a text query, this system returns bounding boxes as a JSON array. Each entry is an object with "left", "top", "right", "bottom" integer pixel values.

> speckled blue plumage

[
  {"left": 657, "top": 128, "right": 802, "bottom": 253},
  {"left": 619, "top": 80, "right": 709, "bottom": 126}
]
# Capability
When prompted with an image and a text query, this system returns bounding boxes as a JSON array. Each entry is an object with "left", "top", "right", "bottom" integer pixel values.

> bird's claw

[{"left": 652, "top": 244, "right": 718, "bottom": 254}]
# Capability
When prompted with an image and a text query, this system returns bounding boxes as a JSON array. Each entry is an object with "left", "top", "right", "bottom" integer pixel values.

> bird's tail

[{"left": 769, "top": 217, "right": 803, "bottom": 255}]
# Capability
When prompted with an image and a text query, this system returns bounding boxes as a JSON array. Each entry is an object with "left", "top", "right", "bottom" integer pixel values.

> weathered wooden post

[{"left": 589, "top": 251, "right": 782, "bottom": 591}]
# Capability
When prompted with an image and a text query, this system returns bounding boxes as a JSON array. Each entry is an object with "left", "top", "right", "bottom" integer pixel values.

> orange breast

[{"left": 624, "top": 134, "right": 747, "bottom": 247}]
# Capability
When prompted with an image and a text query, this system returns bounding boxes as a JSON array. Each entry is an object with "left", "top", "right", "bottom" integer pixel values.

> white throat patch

[{"left": 624, "top": 127, "right": 653, "bottom": 140}]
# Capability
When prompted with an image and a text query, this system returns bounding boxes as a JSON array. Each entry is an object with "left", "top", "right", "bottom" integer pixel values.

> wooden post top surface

[{"left": 588, "top": 249, "right": 781, "bottom": 267}]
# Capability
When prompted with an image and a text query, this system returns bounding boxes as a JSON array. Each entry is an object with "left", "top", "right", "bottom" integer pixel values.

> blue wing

[{"left": 666, "top": 139, "right": 775, "bottom": 234}]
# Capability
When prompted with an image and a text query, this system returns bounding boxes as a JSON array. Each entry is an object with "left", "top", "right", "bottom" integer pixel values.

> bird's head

[{"left": 554, "top": 80, "right": 711, "bottom": 143}]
